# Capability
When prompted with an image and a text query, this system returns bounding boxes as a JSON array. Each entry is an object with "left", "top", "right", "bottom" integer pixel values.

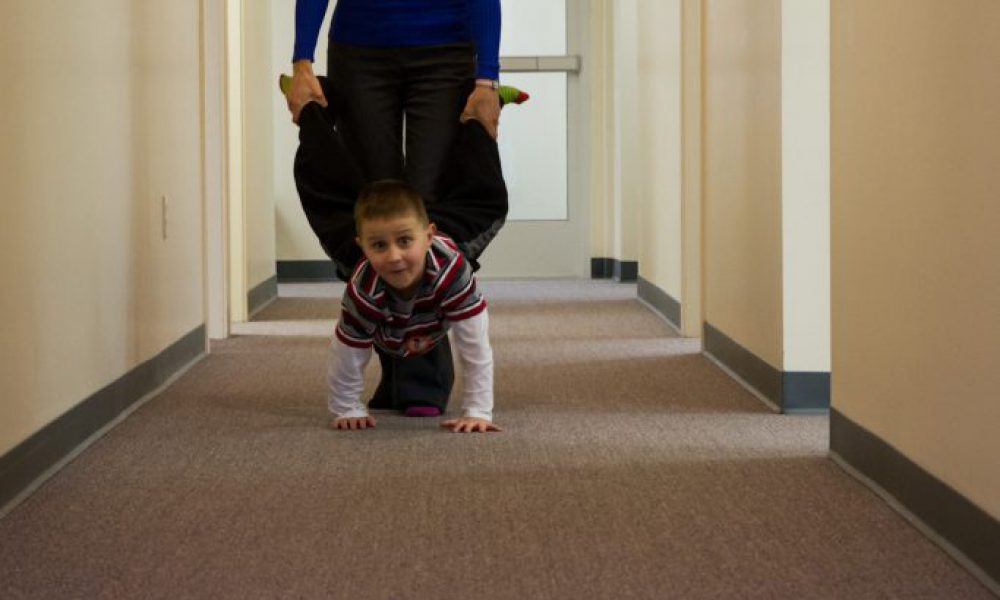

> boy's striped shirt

[{"left": 335, "top": 234, "right": 486, "bottom": 356}]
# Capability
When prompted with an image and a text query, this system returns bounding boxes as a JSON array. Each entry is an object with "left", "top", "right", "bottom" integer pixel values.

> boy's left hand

[{"left": 440, "top": 417, "right": 504, "bottom": 433}]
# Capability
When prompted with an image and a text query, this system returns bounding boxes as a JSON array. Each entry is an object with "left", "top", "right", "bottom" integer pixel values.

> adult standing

[
  {"left": 286, "top": 0, "right": 501, "bottom": 201},
  {"left": 284, "top": 0, "right": 504, "bottom": 414}
]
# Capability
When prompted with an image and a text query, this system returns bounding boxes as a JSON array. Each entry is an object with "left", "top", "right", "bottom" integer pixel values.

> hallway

[{"left": 0, "top": 282, "right": 990, "bottom": 599}]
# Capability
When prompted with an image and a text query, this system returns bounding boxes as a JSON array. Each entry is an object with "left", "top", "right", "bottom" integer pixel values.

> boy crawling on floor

[
  {"left": 328, "top": 180, "right": 500, "bottom": 433},
  {"left": 291, "top": 77, "right": 518, "bottom": 433}
]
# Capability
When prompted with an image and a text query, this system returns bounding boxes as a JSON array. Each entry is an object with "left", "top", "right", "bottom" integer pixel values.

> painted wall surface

[
  {"left": 679, "top": 0, "right": 703, "bottom": 336},
  {"left": 781, "top": 0, "right": 830, "bottom": 372},
  {"left": 204, "top": 0, "right": 228, "bottom": 339},
  {"left": 831, "top": 0, "right": 1000, "bottom": 518},
  {"left": 588, "top": 0, "right": 615, "bottom": 260},
  {"left": 243, "top": 0, "right": 278, "bottom": 287},
  {"left": 635, "top": 0, "right": 683, "bottom": 301},
  {"left": 0, "top": 1, "right": 204, "bottom": 455},
  {"left": 610, "top": 0, "right": 640, "bottom": 264},
  {"left": 702, "top": 0, "right": 783, "bottom": 368}
]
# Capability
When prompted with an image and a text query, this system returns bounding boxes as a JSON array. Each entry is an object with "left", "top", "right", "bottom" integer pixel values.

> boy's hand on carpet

[
  {"left": 440, "top": 417, "right": 503, "bottom": 433},
  {"left": 331, "top": 415, "right": 376, "bottom": 431}
]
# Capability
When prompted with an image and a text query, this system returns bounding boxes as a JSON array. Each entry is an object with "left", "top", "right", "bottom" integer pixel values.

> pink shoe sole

[{"left": 403, "top": 406, "right": 442, "bottom": 418}]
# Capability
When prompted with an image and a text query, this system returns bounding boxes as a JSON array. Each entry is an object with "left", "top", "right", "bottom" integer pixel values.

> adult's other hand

[
  {"left": 287, "top": 60, "right": 328, "bottom": 124},
  {"left": 461, "top": 83, "right": 501, "bottom": 139}
]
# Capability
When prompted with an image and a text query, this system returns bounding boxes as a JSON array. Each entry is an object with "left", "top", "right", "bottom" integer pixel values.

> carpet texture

[{"left": 0, "top": 281, "right": 992, "bottom": 599}]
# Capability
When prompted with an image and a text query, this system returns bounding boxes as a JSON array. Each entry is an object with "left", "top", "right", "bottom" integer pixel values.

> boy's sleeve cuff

[
  {"left": 464, "top": 409, "right": 493, "bottom": 422},
  {"left": 332, "top": 407, "right": 370, "bottom": 419}
]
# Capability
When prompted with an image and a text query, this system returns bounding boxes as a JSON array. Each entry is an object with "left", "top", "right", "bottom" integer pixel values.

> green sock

[
  {"left": 279, "top": 73, "right": 292, "bottom": 95},
  {"left": 498, "top": 84, "right": 529, "bottom": 107}
]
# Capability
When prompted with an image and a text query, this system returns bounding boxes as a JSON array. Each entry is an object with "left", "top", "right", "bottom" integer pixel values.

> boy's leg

[
  {"left": 428, "top": 119, "right": 509, "bottom": 266},
  {"left": 293, "top": 95, "right": 366, "bottom": 281}
]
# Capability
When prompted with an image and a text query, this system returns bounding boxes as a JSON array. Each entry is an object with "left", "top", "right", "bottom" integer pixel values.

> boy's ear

[{"left": 427, "top": 222, "right": 437, "bottom": 237}]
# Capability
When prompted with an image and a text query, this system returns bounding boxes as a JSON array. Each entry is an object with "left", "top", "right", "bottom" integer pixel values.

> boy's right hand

[
  {"left": 440, "top": 417, "right": 503, "bottom": 433},
  {"left": 331, "top": 415, "right": 377, "bottom": 430},
  {"left": 286, "top": 60, "right": 328, "bottom": 124}
]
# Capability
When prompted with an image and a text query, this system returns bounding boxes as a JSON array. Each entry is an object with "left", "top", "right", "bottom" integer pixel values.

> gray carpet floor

[{"left": 0, "top": 280, "right": 993, "bottom": 599}]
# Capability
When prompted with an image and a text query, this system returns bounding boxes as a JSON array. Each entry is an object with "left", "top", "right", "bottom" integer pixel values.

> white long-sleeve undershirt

[{"left": 327, "top": 309, "right": 494, "bottom": 421}]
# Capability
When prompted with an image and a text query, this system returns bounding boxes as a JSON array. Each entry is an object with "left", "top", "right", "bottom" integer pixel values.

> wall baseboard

[
  {"left": 702, "top": 321, "right": 829, "bottom": 413},
  {"left": 784, "top": 371, "right": 831, "bottom": 412},
  {"left": 636, "top": 276, "right": 681, "bottom": 330},
  {"left": 591, "top": 257, "right": 638, "bottom": 282},
  {"left": 830, "top": 409, "right": 1000, "bottom": 594},
  {"left": 0, "top": 325, "right": 206, "bottom": 514},
  {"left": 248, "top": 275, "right": 278, "bottom": 317},
  {"left": 277, "top": 260, "right": 336, "bottom": 282}
]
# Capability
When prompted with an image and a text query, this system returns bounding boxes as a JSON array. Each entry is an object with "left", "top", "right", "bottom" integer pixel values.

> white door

[{"left": 477, "top": 0, "right": 588, "bottom": 278}]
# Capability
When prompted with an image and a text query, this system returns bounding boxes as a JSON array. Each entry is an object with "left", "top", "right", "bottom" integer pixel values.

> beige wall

[
  {"left": 635, "top": 0, "right": 683, "bottom": 301},
  {"left": 610, "top": 0, "right": 641, "bottom": 265},
  {"left": 679, "top": 0, "right": 703, "bottom": 336},
  {"left": 588, "top": 0, "right": 616, "bottom": 260},
  {"left": 591, "top": 0, "right": 827, "bottom": 355},
  {"left": 589, "top": 0, "right": 684, "bottom": 302},
  {"left": 781, "top": 0, "right": 830, "bottom": 372},
  {"left": 0, "top": 0, "right": 205, "bottom": 455},
  {"left": 243, "top": 0, "right": 278, "bottom": 288},
  {"left": 702, "top": 0, "right": 783, "bottom": 367},
  {"left": 832, "top": 0, "right": 1000, "bottom": 518},
  {"left": 204, "top": 0, "right": 228, "bottom": 339}
]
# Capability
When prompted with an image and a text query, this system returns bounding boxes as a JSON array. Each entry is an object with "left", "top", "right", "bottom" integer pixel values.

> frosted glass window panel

[
  {"left": 498, "top": 72, "right": 567, "bottom": 221},
  {"left": 499, "top": 0, "right": 566, "bottom": 56}
]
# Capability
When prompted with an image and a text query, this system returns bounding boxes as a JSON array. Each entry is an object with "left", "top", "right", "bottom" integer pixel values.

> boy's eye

[
  {"left": 370, "top": 241, "right": 387, "bottom": 251},
  {"left": 397, "top": 236, "right": 413, "bottom": 247}
]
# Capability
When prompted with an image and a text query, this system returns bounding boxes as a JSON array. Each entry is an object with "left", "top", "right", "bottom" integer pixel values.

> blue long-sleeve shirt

[{"left": 293, "top": 0, "right": 501, "bottom": 80}]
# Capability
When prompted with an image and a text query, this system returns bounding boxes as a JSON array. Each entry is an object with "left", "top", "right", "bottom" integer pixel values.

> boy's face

[{"left": 356, "top": 213, "right": 436, "bottom": 297}]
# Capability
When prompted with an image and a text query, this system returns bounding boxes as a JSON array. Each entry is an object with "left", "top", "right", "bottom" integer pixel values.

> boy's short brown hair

[{"left": 354, "top": 180, "right": 429, "bottom": 234}]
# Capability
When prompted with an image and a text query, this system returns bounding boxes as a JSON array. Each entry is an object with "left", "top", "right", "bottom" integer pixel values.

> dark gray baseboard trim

[
  {"left": 248, "top": 275, "right": 278, "bottom": 317},
  {"left": 636, "top": 276, "right": 681, "bottom": 329},
  {"left": 783, "top": 371, "right": 831, "bottom": 412},
  {"left": 703, "top": 322, "right": 830, "bottom": 413},
  {"left": 591, "top": 257, "right": 614, "bottom": 279},
  {"left": 830, "top": 409, "right": 999, "bottom": 592},
  {"left": 703, "top": 321, "right": 782, "bottom": 406},
  {"left": 614, "top": 260, "right": 638, "bottom": 282},
  {"left": 277, "top": 260, "right": 337, "bottom": 282},
  {"left": 0, "top": 325, "right": 206, "bottom": 512},
  {"left": 591, "top": 257, "right": 638, "bottom": 282}
]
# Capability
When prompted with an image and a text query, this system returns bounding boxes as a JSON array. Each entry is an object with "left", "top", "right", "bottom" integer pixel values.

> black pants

[
  {"left": 327, "top": 42, "right": 476, "bottom": 205},
  {"left": 293, "top": 70, "right": 507, "bottom": 411}
]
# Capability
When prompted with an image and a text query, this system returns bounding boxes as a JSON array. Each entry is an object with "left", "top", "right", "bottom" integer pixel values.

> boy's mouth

[{"left": 386, "top": 267, "right": 415, "bottom": 282}]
